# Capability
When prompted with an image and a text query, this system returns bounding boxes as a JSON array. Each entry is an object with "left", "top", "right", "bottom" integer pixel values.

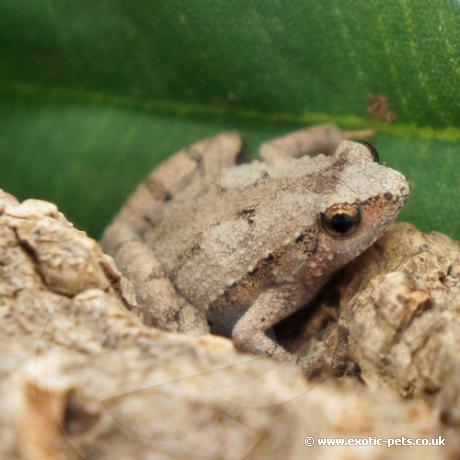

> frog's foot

[
  {"left": 231, "top": 284, "right": 312, "bottom": 364},
  {"left": 102, "top": 222, "right": 209, "bottom": 334},
  {"left": 259, "top": 124, "right": 375, "bottom": 165}
]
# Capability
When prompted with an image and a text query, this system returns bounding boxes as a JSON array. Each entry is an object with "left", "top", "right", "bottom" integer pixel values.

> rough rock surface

[
  {"left": 0, "top": 189, "right": 459, "bottom": 459},
  {"left": 337, "top": 223, "right": 460, "bottom": 424}
]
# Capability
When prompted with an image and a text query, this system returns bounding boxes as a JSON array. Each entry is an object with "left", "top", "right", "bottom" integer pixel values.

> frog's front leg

[
  {"left": 260, "top": 124, "right": 374, "bottom": 165},
  {"left": 231, "top": 283, "right": 320, "bottom": 364}
]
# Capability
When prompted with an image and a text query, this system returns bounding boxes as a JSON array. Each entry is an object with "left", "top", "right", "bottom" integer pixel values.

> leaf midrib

[{"left": 2, "top": 79, "right": 459, "bottom": 142}]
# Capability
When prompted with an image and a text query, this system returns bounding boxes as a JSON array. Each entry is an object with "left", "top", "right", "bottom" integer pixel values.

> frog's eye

[
  {"left": 356, "top": 141, "right": 379, "bottom": 163},
  {"left": 320, "top": 204, "right": 361, "bottom": 236}
]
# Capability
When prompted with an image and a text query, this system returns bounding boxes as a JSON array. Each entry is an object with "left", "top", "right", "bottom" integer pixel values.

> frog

[{"left": 101, "top": 124, "right": 410, "bottom": 366}]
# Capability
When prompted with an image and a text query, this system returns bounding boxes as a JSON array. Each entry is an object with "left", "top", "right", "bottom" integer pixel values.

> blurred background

[{"left": 0, "top": 0, "right": 459, "bottom": 238}]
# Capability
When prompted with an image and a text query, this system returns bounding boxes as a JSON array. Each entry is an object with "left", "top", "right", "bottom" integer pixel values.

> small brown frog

[{"left": 102, "top": 124, "right": 409, "bottom": 365}]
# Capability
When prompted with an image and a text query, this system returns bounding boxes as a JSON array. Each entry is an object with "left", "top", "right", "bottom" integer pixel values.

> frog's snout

[{"left": 383, "top": 171, "right": 410, "bottom": 209}]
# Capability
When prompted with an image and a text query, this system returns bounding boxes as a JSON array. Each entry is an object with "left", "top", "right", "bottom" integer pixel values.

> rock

[
  {"left": 338, "top": 223, "right": 460, "bottom": 424},
  {"left": 0, "top": 189, "right": 458, "bottom": 459}
]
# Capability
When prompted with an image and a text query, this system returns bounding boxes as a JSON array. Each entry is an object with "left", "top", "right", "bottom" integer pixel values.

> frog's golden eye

[{"left": 320, "top": 204, "right": 361, "bottom": 236}]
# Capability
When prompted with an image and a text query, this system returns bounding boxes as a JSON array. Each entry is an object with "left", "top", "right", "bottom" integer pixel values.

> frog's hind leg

[
  {"left": 101, "top": 132, "right": 242, "bottom": 334},
  {"left": 102, "top": 221, "right": 209, "bottom": 333},
  {"left": 260, "top": 124, "right": 374, "bottom": 165},
  {"left": 109, "top": 131, "right": 243, "bottom": 233}
]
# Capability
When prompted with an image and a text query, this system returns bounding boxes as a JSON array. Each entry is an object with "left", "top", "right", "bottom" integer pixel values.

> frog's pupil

[{"left": 330, "top": 213, "right": 356, "bottom": 234}]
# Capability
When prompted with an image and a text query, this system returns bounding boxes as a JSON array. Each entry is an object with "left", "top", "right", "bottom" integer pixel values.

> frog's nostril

[{"left": 383, "top": 191, "right": 393, "bottom": 200}]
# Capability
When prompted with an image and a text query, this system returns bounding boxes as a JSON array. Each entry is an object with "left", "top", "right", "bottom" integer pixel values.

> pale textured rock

[
  {"left": 338, "top": 223, "right": 460, "bottom": 423},
  {"left": 0, "top": 189, "right": 458, "bottom": 459}
]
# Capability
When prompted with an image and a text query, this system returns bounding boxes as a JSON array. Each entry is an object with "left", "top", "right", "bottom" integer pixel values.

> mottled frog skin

[{"left": 102, "top": 124, "right": 409, "bottom": 365}]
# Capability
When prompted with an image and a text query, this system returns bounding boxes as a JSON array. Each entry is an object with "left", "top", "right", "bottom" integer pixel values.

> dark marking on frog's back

[
  {"left": 295, "top": 234, "right": 305, "bottom": 243},
  {"left": 238, "top": 207, "right": 257, "bottom": 225},
  {"left": 169, "top": 241, "right": 203, "bottom": 279},
  {"left": 145, "top": 177, "right": 173, "bottom": 202},
  {"left": 211, "top": 223, "right": 320, "bottom": 312}
]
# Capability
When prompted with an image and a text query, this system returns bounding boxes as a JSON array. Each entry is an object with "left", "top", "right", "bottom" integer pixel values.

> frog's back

[{"left": 143, "top": 157, "right": 332, "bottom": 308}]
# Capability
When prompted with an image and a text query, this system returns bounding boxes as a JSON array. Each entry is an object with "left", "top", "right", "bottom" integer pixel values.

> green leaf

[{"left": 1, "top": 0, "right": 459, "bottom": 238}]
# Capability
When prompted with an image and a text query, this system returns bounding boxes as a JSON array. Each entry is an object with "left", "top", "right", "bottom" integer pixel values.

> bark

[
  {"left": 337, "top": 223, "right": 460, "bottom": 424},
  {"left": 0, "top": 189, "right": 458, "bottom": 459}
]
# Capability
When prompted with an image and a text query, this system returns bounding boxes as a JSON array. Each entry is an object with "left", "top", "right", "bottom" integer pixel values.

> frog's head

[{"left": 304, "top": 140, "right": 410, "bottom": 281}]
